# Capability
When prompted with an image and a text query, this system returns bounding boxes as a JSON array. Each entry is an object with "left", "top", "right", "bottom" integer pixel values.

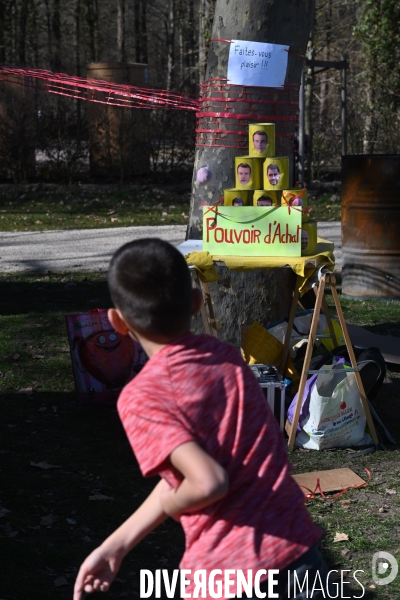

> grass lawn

[
  {"left": 0, "top": 183, "right": 191, "bottom": 232},
  {"left": 1, "top": 183, "right": 399, "bottom": 599},
  {"left": 0, "top": 183, "right": 340, "bottom": 233}
]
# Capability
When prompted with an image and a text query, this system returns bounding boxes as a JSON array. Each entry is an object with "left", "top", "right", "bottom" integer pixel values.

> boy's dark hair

[{"left": 108, "top": 238, "right": 193, "bottom": 336}]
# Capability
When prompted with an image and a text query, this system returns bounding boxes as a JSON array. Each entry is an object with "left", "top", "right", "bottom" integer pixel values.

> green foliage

[{"left": 355, "top": 0, "right": 400, "bottom": 110}]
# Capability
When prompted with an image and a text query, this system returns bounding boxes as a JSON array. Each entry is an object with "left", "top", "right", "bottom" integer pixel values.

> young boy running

[{"left": 74, "top": 238, "right": 329, "bottom": 600}]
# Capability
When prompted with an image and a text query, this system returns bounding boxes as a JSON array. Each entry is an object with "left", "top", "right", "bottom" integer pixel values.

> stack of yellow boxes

[{"left": 223, "top": 123, "right": 317, "bottom": 256}]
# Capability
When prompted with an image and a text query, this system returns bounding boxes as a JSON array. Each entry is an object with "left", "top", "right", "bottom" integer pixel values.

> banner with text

[
  {"left": 227, "top": 41, "right": 289, "bottom": 88},
  {"left": 203, "top": 206, "right": 301, "bottom": 257}
]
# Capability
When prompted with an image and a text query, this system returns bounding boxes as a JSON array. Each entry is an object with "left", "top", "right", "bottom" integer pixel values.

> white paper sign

[{"left": 227, "top": 40, "right": 289, "bottom": 88}]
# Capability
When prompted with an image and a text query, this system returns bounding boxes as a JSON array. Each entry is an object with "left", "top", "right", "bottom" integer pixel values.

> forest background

[{"left": 1, "top": 0, "right": 400, "bottom": 184}]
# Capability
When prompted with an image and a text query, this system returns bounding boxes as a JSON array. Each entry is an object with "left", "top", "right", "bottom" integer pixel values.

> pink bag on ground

[{"left": 66, "top": 309, "right": 147, "bottom": 405}]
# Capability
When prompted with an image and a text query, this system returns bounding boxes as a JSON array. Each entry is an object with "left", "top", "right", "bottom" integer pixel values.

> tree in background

[
  {"left": 354, "top": 0, "right": 400, "bottom": 153},
  {"left": 1, "top": 0, "right": 400, "bottom": 182}
]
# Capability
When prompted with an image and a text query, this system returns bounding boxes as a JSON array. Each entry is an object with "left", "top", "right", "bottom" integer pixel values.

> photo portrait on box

[
  {"left": 253, "top": 190, "right": 280, "bottom": 207},
  {"left": 301, "top": 221, "right": 318, "bottom": 256},
  {"left": 224, "top": 188, "right": 250, "bottom": 206},
  {"left": 263, "top": 157, "right": 289, "bottom": 190},
  {"left": 235, "top": 156, "right": 262, "bottom": 190},
  {"left": 248, "top": 123, "right": 275, "bottom": 157}
]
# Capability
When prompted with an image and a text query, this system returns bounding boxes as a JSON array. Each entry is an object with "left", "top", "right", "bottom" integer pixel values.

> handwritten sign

[
  {"left": 203, "top": 206, "right": 301, "bottom": 257},
  {"left": 227, "top": 41, "right": 289, "bottom": 88}
]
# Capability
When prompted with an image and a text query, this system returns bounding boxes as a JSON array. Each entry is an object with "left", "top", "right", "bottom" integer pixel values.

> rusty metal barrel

[{"left": 341, "top": 154, "right": 400, "bottom": 299}]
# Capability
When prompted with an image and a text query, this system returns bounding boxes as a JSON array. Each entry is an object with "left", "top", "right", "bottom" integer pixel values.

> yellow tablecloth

[{"left": 185, "top": 238, "right": 335, "bottom": 295}]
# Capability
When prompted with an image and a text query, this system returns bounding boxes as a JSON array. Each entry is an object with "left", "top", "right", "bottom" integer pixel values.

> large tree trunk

[
  {"left": 52, "top": 0, "right": 61, "bottom": 71},
  {"left": 117, "top": 0, "right": 126, "bottom": 63},
  {"left": 18, "top": 0, "right": 28, "bottom": 65},
  {"left": 198, "top": 0, "right": 215, "bottom": 85},
  {"left": 85, "top": 0, "right": 99, "bottom": 62},
  {"left": 166, "top": 0, "right": 176, "bottom": 91},
  {"left": 188, "top": 0, "right": 315, "bottom": 238},
  {"left": 188, "top": 0, "right": 316, "bottom": 347},
  {"left": 0, "top": 0, "right": 5, "bottom": 64},
  {"left": 305, "top": 35, "right": 315, "bottom": 186}
]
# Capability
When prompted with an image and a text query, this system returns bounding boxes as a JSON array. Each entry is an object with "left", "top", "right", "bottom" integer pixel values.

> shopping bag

[
  {"left": 288, "top": 358, "right": 371, "bottom": 449},
  {"left": 66, "top": 309, "right": 147, "bottom": 405}
]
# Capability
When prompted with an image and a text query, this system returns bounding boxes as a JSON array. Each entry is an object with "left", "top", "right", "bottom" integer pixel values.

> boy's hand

[{"left": 73, "top": 545, "right": 123, "bottom": 600}]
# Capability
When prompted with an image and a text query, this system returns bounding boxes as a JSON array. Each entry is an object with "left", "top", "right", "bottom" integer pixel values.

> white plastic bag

[{"left": 295, "top": 361, "right": 372, "bottom": 449}]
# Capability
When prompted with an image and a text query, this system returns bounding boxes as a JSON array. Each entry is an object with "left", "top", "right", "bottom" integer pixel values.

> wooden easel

[
  {"left": 191, "top": 265, "right": 379, "bottom": 450},
  {"left": 191, "top": 269, "right": 219, "bottom": 338},
  {"left": 284, "top": 272, "right": 379, "bottom": 450}
]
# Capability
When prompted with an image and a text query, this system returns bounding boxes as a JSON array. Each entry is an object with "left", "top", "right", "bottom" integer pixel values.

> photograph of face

[
  {"left": 257, "top": 196, "right": 273, "bottom": 206},
  {"left": 252, "top": 130, "right": 268, "bottom": 154},
  {"left": 267, "top": 163, "right": 281, "bottom": 186},
  {"left": 232, "top": 197, "right": 244, "bottom": 206},
  {"left": 237, "top": 163, "right": 252, "bottom": 185},
  {"left": 301, "top": 229, "right": 309, "bottom": 251}
]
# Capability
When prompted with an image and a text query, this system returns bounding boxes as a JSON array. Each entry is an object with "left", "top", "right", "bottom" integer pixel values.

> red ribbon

[
  {"left": 282, "top": 188, "right": 313, "bottom": 216},
  {"left": 300, "top": 468, "right": 371, "bottom": 501},
  {"left": 210, "top": 38, "right": 233, "bottom": 44},
  {"left": 201, "top": 196, "right": 224, "bottom": 219}
]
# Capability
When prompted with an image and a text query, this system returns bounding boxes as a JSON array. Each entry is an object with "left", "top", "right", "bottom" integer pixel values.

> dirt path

[{"left": 0, "top": 222, "right": 342, "bottom": 273}]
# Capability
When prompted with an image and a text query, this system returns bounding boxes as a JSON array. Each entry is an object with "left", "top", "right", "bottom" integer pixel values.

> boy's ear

[
  {"left": 191, "top": 288, "right": 203, "bottom": 316},
  {"left": 107, "top": 308, "right": 130, "bottom": 335}
]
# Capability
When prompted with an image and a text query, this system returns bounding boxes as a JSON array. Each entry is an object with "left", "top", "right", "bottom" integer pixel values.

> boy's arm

[
  {"left": 160, "top": 440, "right": 229, "bottom": 518},
  {"left": 73, "top": 479, "right": 167, "bottom": 600}
]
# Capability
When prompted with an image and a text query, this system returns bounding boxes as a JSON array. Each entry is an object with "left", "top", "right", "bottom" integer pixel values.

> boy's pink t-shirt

[{"left": 118, "top": 333, "right": 322, "bottom": 594}]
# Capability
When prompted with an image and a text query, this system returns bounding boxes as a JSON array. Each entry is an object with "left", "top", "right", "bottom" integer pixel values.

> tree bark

[
  {"left": 166, "top": 0, "right": 176, "bottom": 90},
  {"left": 75, "top": 0, "right": 81, "bottom": 76},
  {"left": 188, "top": 0, "right": 316, "bottom": 347},
  {"left": 18, "top": 0, "right": 28, "bottom": 65},
  {"left": 305, "top": 36, "right": 315, "bottom": 186},
  {"left": 198, "top": 0, "right": 215, "bottom": 85},
  {"left": 140, "top": 0, "right": 148, "bottom": 64},
  {"left": 117, "top": 0, "right": 126, "bottom": 63},
  {"left": 52, "top": 0, "right": 61, "bottom": 71},
  {"left": 85, "top": 0, "right": 99, "bottom": 62}
]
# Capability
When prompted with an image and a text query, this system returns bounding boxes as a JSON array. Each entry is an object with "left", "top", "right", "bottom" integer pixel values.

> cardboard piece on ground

[
  {"left": 293, "top": 468, "right": 366, "bottom": 495},
  {"left": 347, "top": 323, "right": 400, "bottom": 365}
]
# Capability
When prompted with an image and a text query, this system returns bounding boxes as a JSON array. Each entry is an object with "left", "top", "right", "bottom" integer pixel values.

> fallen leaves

[
  {"left": 333, "top": 532, "right": 349, "bottom": 542},
  {"left": 4, "top": 522, "right": 18, "bottom": 538},
  {"left": 54, "top": 576, "right": 69, "bottom": 587},
  {"left": 40, "top": 513, "right": 59, "bottom": 526},
  {"left": 17, "top": 387, "right": 33, "bottom": 395},
  {"left": 30, "top": 460, "right": 61, "bottom": 470},
  {"left": 89, "top": 493, "right": 114, "bottom": 501}
]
